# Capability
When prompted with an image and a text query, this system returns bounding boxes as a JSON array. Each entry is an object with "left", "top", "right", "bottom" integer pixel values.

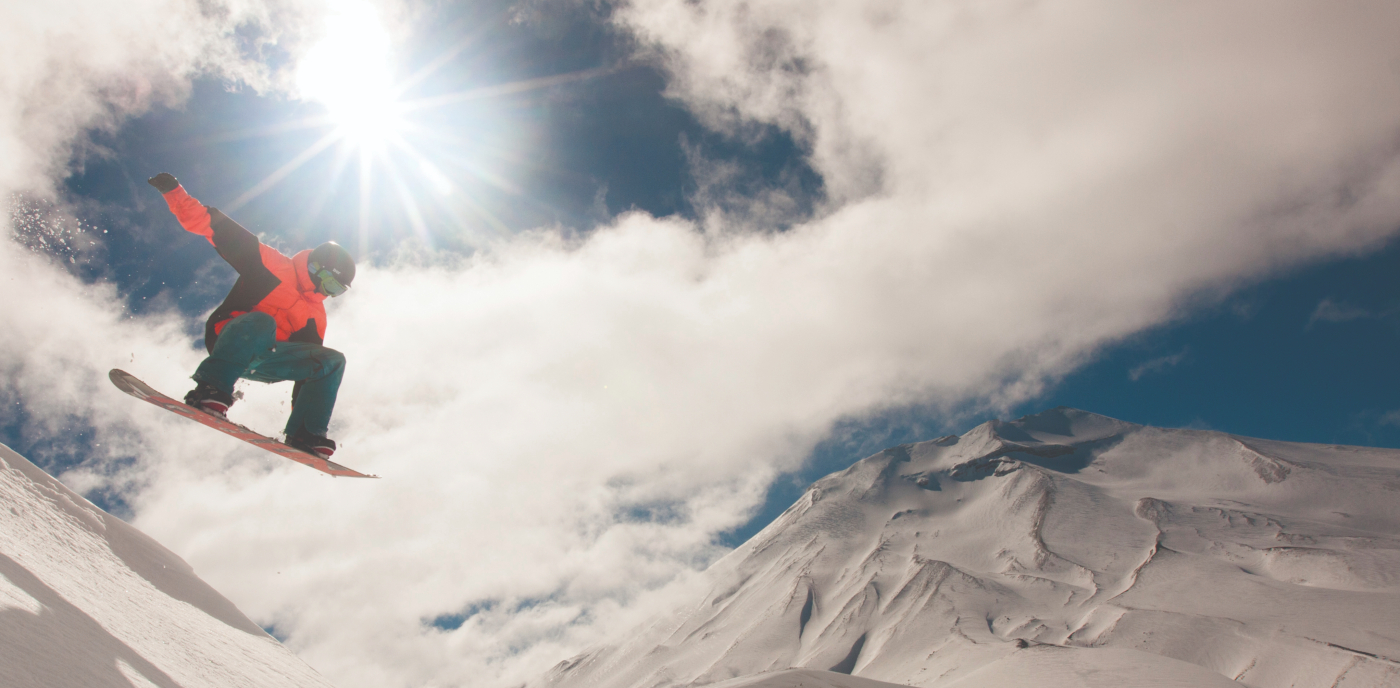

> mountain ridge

[{"left": 541, "top": 407, "right": 1400, "bottom": 688}]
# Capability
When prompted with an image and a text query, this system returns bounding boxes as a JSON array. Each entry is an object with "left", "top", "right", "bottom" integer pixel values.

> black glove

[{"left": 147, "top": 173, "right": 179, "bottom": 193}]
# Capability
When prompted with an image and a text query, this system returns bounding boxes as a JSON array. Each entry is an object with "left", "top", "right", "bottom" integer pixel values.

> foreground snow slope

[
  {"left": 698, "top": 654, "right": 1243, "bottom": 688},
  {"left": 0, "top": 442, "right": 335, "bottom": 688},
  {"left": 542, "top": 408, "right": 1400, "bottom": 688}
]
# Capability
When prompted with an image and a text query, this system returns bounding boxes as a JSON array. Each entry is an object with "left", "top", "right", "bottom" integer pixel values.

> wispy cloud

[
  {"left": 1307, "top": 298, "right": 1382, "bottom": 328},
  {"left": 6, "top": 1, "right": 1400, "bottom": 688},
  {"left": 1129, "top": 349, "right": 1190, "bottom": 382}
]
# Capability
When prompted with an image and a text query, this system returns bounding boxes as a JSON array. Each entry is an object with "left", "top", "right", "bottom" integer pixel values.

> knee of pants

[{"left": 319, "top": 348, "right": 346, "bottom": 377}]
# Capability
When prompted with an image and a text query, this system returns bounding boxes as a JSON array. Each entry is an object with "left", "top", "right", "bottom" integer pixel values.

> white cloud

[
  {"left": 5, "top": 1, "right": 1400, "bottom": 688},
  {"left": 2, "top": 0, "right": 278, "bottom": 198}
]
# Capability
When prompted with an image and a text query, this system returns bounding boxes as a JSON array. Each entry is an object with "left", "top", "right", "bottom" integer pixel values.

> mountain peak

[{"left": 973, "top": 407, "right": 1138, "bottom": 446}]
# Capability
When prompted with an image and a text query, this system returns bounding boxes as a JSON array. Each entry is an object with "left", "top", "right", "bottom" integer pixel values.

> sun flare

[
  {"left": 296, "top": 0, "right": 401, "bottom": 150},
  {"left": 227, "top": 0, "right": 609, "bottom": 246}
]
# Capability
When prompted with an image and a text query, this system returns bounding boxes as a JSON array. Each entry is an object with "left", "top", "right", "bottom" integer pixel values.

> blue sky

[{"left": 5, "top": 1, "right": 1400, "bottom": 686}]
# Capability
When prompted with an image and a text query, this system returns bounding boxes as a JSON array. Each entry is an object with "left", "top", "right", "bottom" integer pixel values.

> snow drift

[
  {"left": 541, "top": 408, "right": 1400, "bottom": 688},
  {"left": 0, "top": 442, "right": 334, "bottom": 688}
]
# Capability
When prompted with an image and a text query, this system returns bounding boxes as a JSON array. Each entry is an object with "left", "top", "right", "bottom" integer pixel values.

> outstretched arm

[
  {"left": 149, "top": 173, "right": 212, "bottom": 241},
  {"left": 149, "top": 173, "right": 265, "bottom": 276}
]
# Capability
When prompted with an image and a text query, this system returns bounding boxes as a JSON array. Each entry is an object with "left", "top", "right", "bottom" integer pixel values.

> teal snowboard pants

[{"left": 192, "top": 312, "right": 346, "bottom": 437}]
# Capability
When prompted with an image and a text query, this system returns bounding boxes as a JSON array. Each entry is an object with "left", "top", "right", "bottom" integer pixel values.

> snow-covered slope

[
  {"left": 0, "top": 442, "right": 335, "bottom": 688},
  {"left": 541, "top": 408, "right": 1400, "bottom": 688}
]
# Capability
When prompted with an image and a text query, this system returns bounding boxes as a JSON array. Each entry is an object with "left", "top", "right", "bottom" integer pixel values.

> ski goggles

[{"left": 310, "top": 262, "right": 349, "bottom": 297}]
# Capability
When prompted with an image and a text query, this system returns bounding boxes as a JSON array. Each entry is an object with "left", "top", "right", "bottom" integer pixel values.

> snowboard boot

[
  {"left": 184, "top": 381, "right": 235, "bottom": 419},
  {"left": 286, "top": 427, "right": 337, "bottom": 459}
]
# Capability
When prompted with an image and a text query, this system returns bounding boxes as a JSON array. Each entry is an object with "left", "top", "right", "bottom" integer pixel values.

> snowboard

[{"left": 109, "top": 369, "right": 378, "bottom": 478}]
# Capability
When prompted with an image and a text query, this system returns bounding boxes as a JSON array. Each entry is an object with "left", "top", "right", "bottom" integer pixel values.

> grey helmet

[{"left": 308, "top": 241, "right": 355, "bottom": 296}]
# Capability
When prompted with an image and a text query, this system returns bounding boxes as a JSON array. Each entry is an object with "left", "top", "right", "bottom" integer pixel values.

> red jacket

[{"left": 161, "top": 186, "right": 327, "bottom": 352}]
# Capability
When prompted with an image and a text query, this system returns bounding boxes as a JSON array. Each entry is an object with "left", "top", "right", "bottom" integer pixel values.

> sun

[{"left": 296, "top": 0, "right": 403, "bottom": 151}]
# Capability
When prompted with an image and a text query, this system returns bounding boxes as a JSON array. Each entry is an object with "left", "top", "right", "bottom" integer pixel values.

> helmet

[{"left": 308, "top": 241, "right": 356, "bottom": 297}]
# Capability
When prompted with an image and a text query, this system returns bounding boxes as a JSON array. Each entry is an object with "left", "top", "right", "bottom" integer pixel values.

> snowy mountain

[
  {"left": 0, "top": 442, "right": 335, "bottom": 688},
  {"left": 541, "top": 408, "right": 1400, "bottom": 688}
]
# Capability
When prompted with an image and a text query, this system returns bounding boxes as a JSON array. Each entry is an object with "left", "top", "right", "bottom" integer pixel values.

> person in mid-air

[{"left": 148, "top": 172, "right": 356, "bottom": 459}]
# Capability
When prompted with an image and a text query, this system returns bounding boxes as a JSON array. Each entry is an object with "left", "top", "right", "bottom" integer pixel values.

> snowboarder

[{"left": 147, "top": 172, "right": 355, "bottom": 459}]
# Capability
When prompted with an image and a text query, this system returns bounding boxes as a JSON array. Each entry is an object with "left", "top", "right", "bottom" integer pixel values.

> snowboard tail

[{"left": 109, "top": 369, "right": 378, "bottom": 478}]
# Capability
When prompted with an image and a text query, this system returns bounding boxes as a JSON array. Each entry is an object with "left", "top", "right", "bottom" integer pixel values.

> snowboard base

[{"left": 109, "top": 369, "right": 378, "bottom": 478}]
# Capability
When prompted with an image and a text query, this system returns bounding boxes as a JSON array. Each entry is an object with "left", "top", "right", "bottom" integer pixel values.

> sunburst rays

[{"left": 211, "top": 1, "right": 611, "bottom": 257}]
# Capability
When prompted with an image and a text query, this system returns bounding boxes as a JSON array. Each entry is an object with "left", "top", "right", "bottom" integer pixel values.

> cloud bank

[{"left": 5, "top": 1, "right": 1400, "bottom": 687}]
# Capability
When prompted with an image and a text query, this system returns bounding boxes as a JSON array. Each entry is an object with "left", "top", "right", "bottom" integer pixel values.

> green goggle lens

[{"left": 312, "top": 264, "right": 348, "bottom": 296}]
